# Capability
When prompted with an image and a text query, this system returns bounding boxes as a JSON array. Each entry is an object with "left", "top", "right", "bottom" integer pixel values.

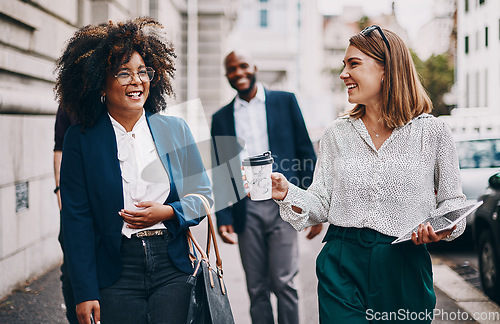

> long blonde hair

[{"left": 347, "top": 27, "right": 432, "bottom": 128}]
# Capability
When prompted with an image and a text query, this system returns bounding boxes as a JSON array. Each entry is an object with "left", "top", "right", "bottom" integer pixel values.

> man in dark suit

[{"left": 211, "top": 51, "right": 322, "bottom": 324}]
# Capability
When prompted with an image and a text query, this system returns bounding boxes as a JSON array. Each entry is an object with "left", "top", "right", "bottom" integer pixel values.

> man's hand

[
  {"left": 218, "top": 224, "right": 237, "bottom": 244},
  {"left": 411, "top": 222, "right": 456, "bottom": 245},
  {"left": 54, "top": 151, "right": 63, "bottom": 210},
  {"left": 305, "top": 223, "right": 323, "bottom": 240},
  {"left": 76, "top": 300, "right": 100, "bottom": 324}
]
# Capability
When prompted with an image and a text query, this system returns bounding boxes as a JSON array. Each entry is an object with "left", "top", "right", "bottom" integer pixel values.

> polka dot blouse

[{"left": 277, "top": 113, "right": 467, "bottom": 240}]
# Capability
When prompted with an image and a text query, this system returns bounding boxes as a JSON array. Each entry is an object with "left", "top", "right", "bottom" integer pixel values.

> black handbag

[{"left": 185, "top": 194, "right": 235, "bottom": 324}]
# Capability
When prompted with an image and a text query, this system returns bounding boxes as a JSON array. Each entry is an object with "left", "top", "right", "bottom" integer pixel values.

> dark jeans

[
  {"left": 99, "top": 233, "right": 192, "bottom": 324},
  {"left": 58, "top": 216, "right": 78, "bottom": 324}
]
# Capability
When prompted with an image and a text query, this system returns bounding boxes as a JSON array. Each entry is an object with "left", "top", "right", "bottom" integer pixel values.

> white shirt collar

[
  {"left": 108, "top": 109, "right": 147, "bottom": 134},
  {"left": 234, "top": 83, "right": 266, "bottom": 111}
]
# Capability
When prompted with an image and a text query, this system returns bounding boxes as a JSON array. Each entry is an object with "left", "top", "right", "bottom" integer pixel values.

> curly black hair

[{"left": 54, "top": 17, "right": 176, "bottom": 127}]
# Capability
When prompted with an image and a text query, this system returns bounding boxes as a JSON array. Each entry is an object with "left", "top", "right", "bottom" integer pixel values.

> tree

[
  {"left": 357, "top": 16, "right": 370, "bottom": 31},
  {"left": 411, "top": 51, "right": 455, "bottom": 116}
]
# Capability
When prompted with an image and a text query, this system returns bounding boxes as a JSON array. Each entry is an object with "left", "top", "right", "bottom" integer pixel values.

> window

[
  {"left": 465, "top": 0, "right": 469, "bottom": 12},
  {"left": 484, "top": 69, "right": 488, "bottom": 107},
  {"left": 297, "top": 2, "right": 301, "bottom": 28},
  {"left": 485, "top": 26, "right": 489, "bottom": 47},
  {"left": 465, "top": 35, "right": 469, "bottom": 53},
  {"left": 260, "top": 9, "right": 268, "bottom": 28},
  {"left": 475, "top": 71, "right": 480, "bottom": 107},
  {"left": 466, "top": 73, "right": 470, "bottom": 107},
  {"left": 15, "top": 182, "right": 29, "bottom": 212}
]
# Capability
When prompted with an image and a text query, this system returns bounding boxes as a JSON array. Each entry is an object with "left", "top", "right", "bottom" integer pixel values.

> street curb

[{"left": 433, "top": 264, "right": 500, "bottom": 324}]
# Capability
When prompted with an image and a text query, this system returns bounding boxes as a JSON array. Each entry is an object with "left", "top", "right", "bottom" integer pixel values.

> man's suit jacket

[
  {"left": 60, "top": 111, "right": 212, "bottom": 305},
  {"left": 211, "top": 89, "right": 316, "bottom": 233}
]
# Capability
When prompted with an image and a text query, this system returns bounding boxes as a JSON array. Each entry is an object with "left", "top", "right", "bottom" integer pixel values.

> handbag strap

[
  {"left": 184, "top": 194, "right": 223, "bottom": 272},
  {"left": 187, "top": 228, "right": 207, "bottom": 260}
]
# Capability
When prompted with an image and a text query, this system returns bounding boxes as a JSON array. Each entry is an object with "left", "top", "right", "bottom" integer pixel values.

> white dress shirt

[
  {"left": 109, "top": 111, "right": 170, "bottom": 238},
  {"left": 234, "top": 83, "right": 270, "bottom": 160},
  {"left": 276, "top": 113, "right": 467, "bottom": 241}
]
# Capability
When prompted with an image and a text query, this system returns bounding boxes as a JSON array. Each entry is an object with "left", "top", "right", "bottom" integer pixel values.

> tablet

[{"left": 391, "top": 201, "right": 483, "bottom": 244}]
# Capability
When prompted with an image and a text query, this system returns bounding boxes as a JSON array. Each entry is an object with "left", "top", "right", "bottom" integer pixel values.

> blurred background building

[
  {"left": 448, "top": 0, "right": 500, "bottom": 136},
  {"left": 457, "top": 0, "right": 497, "bottom": 110},
  {"left": 414, "top": 0, "right": 457, "bottom": 61},
  {"left": 226, "top": 0, "right": 332, "bottom": 141}
]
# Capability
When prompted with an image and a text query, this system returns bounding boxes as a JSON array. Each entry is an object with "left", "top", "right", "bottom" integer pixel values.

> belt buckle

[
  {"left": 356, "top": 228, "right": 380, "bottom": 248},
  {"left": 135, "top": 230, "right": 164, "bottom": 238}
]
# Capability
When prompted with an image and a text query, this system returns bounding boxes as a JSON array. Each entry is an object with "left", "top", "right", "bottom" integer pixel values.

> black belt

[
  {"left": 133, "top": 229, "right": 168, "bottom": 238},
  {"left": 322, "top": 225, "right": 396, "bottom": 247}
]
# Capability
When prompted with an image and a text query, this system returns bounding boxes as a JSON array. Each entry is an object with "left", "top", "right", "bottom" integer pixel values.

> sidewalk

[
  {"left": 432, "top": 260, "right": 500, "bottom": 324},
  {"left": 1, "top": 226, "right": 499, "bottom": 323}
]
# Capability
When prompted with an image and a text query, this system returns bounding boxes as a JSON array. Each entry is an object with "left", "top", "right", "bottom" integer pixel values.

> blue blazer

[
  {"left": 60, "top": 111, "right": 212, "bottom": 305},
  {"left": 210, "top": 89, "right": 316, "bottom": 233}
]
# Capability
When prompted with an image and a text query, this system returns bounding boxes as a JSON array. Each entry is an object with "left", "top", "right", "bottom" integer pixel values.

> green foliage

[
  {"left": 357, "top": 16, "right": 370, "bottom": 31},
  {"left": 323, "top": 66, "right": 345, "bottom": 91},
  {"left": 411, "top": 50, "right": 455, "bottom": 116}
]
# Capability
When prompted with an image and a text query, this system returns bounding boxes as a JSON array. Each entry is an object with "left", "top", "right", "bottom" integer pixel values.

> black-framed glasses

[
  {"left": 361, "top": 25, "right": 391, "bottom": 53},
  {"left": 114, "top": 67, "right": 155, "bottom": 85}
]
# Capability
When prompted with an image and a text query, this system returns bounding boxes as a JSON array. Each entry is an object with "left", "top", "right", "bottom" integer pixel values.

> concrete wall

[
  {"left": 0, "top": 0, "right": 78, "bottom": 299},
  {"left": 0, "top": 115, "right": 60, "bottom": 299}
]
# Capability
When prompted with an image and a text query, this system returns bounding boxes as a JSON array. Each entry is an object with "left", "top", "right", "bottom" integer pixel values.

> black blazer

[
  {"left": 60, "top": 112, "right": 212, "bottom": 304},
  {"left": 210, "top": 89, "right": 316, "bottom": 233}
]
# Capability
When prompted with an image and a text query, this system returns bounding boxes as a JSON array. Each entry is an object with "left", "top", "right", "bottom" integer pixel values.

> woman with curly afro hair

[{"left": 55, "top": 17, "right": 212, "bottom": 324}]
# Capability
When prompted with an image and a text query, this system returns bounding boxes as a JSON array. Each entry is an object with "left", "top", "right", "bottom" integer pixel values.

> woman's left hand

[
  {"left": 411, "top": 222, "right": 456, "bottom": 245},
  {"left": 119, "top": 201, "right": 174, "bottom": 229}
]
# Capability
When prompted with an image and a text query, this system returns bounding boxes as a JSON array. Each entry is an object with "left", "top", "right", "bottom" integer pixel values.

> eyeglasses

[
  {"left": 361, "top": 25, "right": 391, "bottom": 53},
  {"left": 114, "top": 67, "right": 155, "bottom": 85}
]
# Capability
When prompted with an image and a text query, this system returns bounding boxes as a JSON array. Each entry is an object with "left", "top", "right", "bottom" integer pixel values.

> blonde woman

[{"left": 269, "top": 26, "right": 465, "bottom": 323}]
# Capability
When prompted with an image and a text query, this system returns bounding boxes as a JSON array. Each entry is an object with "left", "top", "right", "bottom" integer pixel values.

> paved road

[{"left": 1, "top": 223, "right": 498, "bottom": 323}]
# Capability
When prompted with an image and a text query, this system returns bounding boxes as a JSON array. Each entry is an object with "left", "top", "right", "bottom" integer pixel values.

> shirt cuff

[{"left": 274, "top": 183, "right": 311, "bottom": 231}]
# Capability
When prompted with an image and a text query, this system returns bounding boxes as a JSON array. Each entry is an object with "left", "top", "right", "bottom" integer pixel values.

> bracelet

[{"left": 54, "top": 186, "right": 60, "bottom": 194}]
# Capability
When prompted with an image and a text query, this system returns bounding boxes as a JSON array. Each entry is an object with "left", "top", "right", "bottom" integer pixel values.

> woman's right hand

[
  {"left": 242, "top": 168, "right": 289, "bottom": 200},
  {"left": 76, "top": 300, "right": 100, "bottom": 324},
  {"left": 271, "top": 172, "right": 289, "bottom": 200}
]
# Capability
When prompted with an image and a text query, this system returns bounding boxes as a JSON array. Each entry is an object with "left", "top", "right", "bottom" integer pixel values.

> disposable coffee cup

[{"left": 242, "top": 151, "right": 274, "bottom": 201}]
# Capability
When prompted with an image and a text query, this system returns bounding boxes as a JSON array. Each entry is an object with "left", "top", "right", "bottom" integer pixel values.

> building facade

[
  {"left": 414, "top": 0, "right": 457, "bottom": 60},
  {"left": 226, "top": 0, "right": 330, "bottom": 141},
  {"left": 0, "top": 0, "right": 235, "bottom": 300},
  {"left": 456, "top": 0, "right": 500, "bottom": 111}
]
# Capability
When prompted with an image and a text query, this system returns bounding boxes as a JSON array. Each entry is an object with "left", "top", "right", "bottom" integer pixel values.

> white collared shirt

[
  {"left": 109, "top": 111, "right": 170, "bottom": 238},
  {"left": 234, "top": 83, "right": 270, "bottom": 161},
  {"left": 276, "top": 113, "right": 467, "bottom": 241}
]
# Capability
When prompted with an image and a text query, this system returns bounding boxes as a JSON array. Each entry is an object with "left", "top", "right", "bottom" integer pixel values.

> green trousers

[{"left": 316, "top": 225, "right": 436, "bottom": 323}]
